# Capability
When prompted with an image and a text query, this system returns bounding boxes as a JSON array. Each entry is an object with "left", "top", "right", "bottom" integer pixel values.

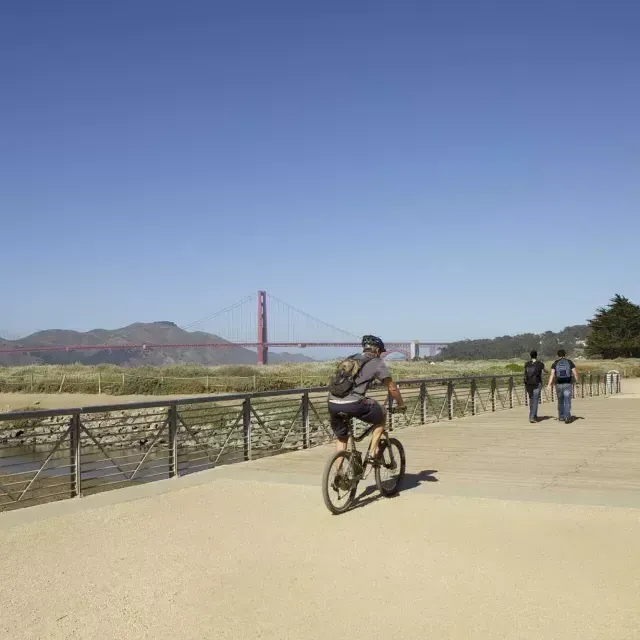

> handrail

[{"left": 0, "top": 373, "right": 521, "bottom": 421}]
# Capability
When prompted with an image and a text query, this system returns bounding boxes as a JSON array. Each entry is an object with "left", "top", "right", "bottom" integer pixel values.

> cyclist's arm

[
  {"left": 571, "top": 366, "right": 579, "bottom": 384},
  {"left": 383, "top": 377, "right": 405, "bottom": 408}
]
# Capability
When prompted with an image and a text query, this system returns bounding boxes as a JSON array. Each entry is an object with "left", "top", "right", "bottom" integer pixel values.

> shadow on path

[{"left": 351, "top": 470, "right": 439, "bottom": 511}]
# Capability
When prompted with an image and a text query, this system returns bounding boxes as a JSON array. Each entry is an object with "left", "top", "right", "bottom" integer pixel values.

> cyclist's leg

[
  {"left": 328, "top": 403, "right": 350, "bottom": 452},
  {"left": 357, "top": 399, "right": 386, "bottom": 460}
]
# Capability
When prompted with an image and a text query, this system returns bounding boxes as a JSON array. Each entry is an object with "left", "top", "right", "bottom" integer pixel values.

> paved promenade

[{"left": 1, "top": 392, "right": 639, "bottom": 639}]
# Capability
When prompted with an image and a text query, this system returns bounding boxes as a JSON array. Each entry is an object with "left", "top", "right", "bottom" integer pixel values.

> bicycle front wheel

[
  {"left": 322, "top": 450, "right": 359, "bottom": 515},
  {"left": 375, "top": 437, "right": 406, "bottom": 497}
]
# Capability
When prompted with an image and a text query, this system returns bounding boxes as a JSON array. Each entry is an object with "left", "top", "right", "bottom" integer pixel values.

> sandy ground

[{"left": 1, "top": 476, "right": 639, "bottom": 640}]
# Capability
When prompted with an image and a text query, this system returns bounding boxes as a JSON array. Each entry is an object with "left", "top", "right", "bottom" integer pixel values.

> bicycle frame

[{"left": 345, "top": 420, "right": 395, "bottom": 480}]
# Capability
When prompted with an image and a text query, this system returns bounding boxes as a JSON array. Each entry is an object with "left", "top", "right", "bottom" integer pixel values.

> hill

[
  {"left": 434, "top": 325, "right": 589, "bottom": 360},
  {"left": 0, "top": 321, "right": 314, "bottom": 366}
]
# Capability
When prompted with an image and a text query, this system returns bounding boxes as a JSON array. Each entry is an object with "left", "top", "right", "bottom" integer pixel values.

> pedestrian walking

[
  {"left": 547, "top": 349, "right": 579, "bottom": 423},
  {"left": 523, "top": 350, "right": 545, "bottom": 423}
]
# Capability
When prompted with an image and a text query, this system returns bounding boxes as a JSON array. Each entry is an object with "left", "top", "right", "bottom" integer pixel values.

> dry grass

[{"left": 0, "top": 358, "right": 634, "bottom": 399}]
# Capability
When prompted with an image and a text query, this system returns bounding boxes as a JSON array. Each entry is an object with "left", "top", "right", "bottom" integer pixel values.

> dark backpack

[
  {"left": 555, "top": 358, "right": 571, "bottom": 381},
  {"left": 524, "top": 361, "right": 539, "bottom": 385},
  {"left": 328, "top": 352, "right": 375, "bottom": 398}
]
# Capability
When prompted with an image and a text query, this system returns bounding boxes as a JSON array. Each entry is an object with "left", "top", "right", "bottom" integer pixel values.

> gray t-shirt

[{"left": 328, "top": 354, "right": 391, "bottom": 404}]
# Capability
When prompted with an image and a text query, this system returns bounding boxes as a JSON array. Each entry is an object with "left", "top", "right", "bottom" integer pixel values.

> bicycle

[{"left": 321, "top": 406, "right": 407, "bottom": 515}]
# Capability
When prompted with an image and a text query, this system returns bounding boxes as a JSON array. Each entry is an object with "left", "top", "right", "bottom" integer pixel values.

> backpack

[
  {"left": 328, "top": 352, "right": 375, "bottom": 398},
  {"left": 524, "top": 361, "right": 538, "bottom": 385},
  {"left": 555, "top": 358, "right": 571, "bottom": 380}
]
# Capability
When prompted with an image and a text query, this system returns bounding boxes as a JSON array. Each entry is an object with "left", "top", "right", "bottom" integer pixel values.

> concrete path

[{"left": 1, "top": 395, "right": 639, "bottom": 639}]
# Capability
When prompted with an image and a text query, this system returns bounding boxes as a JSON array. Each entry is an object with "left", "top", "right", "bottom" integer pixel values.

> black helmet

[{"left": 362, "top": 334, "right": 386, "bottom": 352}]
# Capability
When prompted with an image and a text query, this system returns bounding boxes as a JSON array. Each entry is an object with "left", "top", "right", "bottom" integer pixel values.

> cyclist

[{"left": 328, "top": 334, "right": 406, "bottom": 465}]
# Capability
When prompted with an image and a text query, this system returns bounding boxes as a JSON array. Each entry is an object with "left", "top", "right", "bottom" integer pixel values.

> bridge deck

[{"left": 1, "top": 394, "right": 639, "bottom": 639}]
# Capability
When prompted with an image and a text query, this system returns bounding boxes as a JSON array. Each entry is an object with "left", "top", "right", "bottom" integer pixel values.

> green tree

[{"left": 586, "top": 294, "right": 640, "bottom": 358}]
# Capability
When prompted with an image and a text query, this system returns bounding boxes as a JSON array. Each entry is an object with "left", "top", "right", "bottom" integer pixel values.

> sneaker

[{"left": 363, "top": 453, "right": 381, "bottom": 468}]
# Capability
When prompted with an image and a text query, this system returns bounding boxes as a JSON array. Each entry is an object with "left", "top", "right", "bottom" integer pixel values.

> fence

[{"left": 0, "top": 372, "right": 621, "bottom": 512}]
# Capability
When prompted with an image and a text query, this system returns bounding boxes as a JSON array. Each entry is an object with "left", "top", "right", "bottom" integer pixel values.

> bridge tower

[
  {"left": 257, "top": 290, "right": 268, "bottom": 365},
  {"left": 410, "top": 341, "right": 420, "bottom": 360}
]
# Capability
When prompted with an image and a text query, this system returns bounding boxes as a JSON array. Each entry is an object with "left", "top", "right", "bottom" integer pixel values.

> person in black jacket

[{"left": 523, "top": 350, "right": 545, "bottom": 423}]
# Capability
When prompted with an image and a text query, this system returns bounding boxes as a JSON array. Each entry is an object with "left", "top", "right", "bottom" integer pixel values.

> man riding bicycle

[{"left": 327, "top": 335, "right": 406, "bottom": 465}]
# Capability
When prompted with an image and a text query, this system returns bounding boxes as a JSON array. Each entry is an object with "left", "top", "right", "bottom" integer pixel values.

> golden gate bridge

[{"left": 0, "top": 291, "right": 449, "bottom": 363}]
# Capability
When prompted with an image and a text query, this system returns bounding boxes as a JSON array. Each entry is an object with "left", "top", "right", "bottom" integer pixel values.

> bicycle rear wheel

[
  {"left": 375, "top": 437, "right": 406, "bottom": 497},
  {"left": 322, "top": 451, "right": 359, "bottom": 514}
]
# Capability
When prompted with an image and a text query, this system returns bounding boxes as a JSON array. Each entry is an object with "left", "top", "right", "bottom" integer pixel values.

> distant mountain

[
  {"left": 0, "top": 321, "right": 314, "bottom": 366},
  {"left": 434, "top": 325, "right": 590, "bottom": 361}
]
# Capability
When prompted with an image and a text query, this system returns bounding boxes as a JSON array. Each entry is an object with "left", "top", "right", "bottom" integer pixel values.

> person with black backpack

[
  {"left": 547, "top": 348, "right": 579, "bottom": 423},
  {"left": 327, "top": 335, "right": 406, "bottom": 465},
  {"left": 523, "top": 350, "right": 545, "bottom": 423}
]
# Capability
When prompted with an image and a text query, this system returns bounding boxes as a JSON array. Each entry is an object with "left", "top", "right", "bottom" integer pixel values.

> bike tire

[
  {"left": 321, "top": 451, "right": 358, "bottom": 515},
  {"left": 375, "top": 437, "right": 406, "bottom": 497}
]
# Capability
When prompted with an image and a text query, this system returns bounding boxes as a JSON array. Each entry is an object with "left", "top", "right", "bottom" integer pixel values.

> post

[
  {"left": 491, "top": 377, "right": 496, "bottom": 412},
  {"left": 302, "top": 392, "right": 310, "bottom": 449},
  {"left": 447, "top": 380, "right": 454, "bottom": 420},
  {"left": 30, "top": 372, "right": 34, "bottom": 392},
  {"left": 589, "top": 373, "right": 593, "bottom": 397},
  {"left": 419, "top": 382, "right": 427, "bottom": 425},
  {"left": 69, "top": 413, "right": 82, "bottom": 498},
  {"left": 597, "top": 374, "right": 601, "bottom": 395},
  {"left": 205, "top": 376, "right": 209, "bottom": 393},
  {"left": 581, "top": 376, "right": 584, "bottom": 398},
  {"left": 470, "top": 379, "right": 477, "bottom": 415},
  {"left": 256, "top": 290, "right": 268, "bottom": 365},
  {"left": 617, "top": 373, "right": 621, "bottom": 394},
  {"left": 387, "top": 394, "right": 395, "bottom": 429},
  {"left": 243, "top": 398, "right": 252, "bottom": 461},
  {"left": 98, "top": 372, "right": 101, "bottom": 395},
  {"left": 508, "top": 376, "right": 514, "bottom": 409},
  {"left": 168, "top": 404, "right": 178, "bottom": 478}
]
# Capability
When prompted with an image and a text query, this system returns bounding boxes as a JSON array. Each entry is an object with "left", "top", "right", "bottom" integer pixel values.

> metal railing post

[
  {"left": 301, "top": 392, "right": 310, "bottom": 449},
  {"left": 470, "top": 379, "right": 477, "bottom": 415},
  {"left": 581, "top": 377, "right": 585, "bottom": 398},
  {"left": 597, "top": 374, "right": 601, "bottom": 395},
  {"left": 491, "top": 377, "right": 496, "bottom": 412},
  {"left": 589, "top": 373, "right": 593, "bottom": 397},
  {"left": 419, "top": 382, "right": 427, "bottom": 425},
  {"left": 70, "top": 413, "right": 82, "bottom": 498},
  {"left": 243, "top": 398, "right": 252, "bottom": 461},
  {"left": 168, "top": 404, "right": 178, "bottom": 478},
  {"left": 508, "top": 376, "right": 514, "bottom": 409},
  {"left": 447, "top": 380, "right": 454, "bottom": 420},
  {"left": 387, "top": 394, "right": 394, "bottom": 430},
  {"left": 617, "top": 373, "right": 621, "bottom": 394}
]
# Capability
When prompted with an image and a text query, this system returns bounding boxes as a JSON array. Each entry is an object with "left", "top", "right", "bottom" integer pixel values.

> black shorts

[{"left": 328, "top": 398, "right": 385, "bottom": 439}]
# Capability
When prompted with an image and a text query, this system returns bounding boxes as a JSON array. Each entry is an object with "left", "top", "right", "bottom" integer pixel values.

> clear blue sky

[{"left": 2, "top": 0, "right": 639, "bottom": 343}]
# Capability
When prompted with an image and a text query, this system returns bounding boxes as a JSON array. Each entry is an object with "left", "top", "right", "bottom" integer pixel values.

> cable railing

[{"left": 0, "top": 372, "right": 621, "bottom": 512}]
